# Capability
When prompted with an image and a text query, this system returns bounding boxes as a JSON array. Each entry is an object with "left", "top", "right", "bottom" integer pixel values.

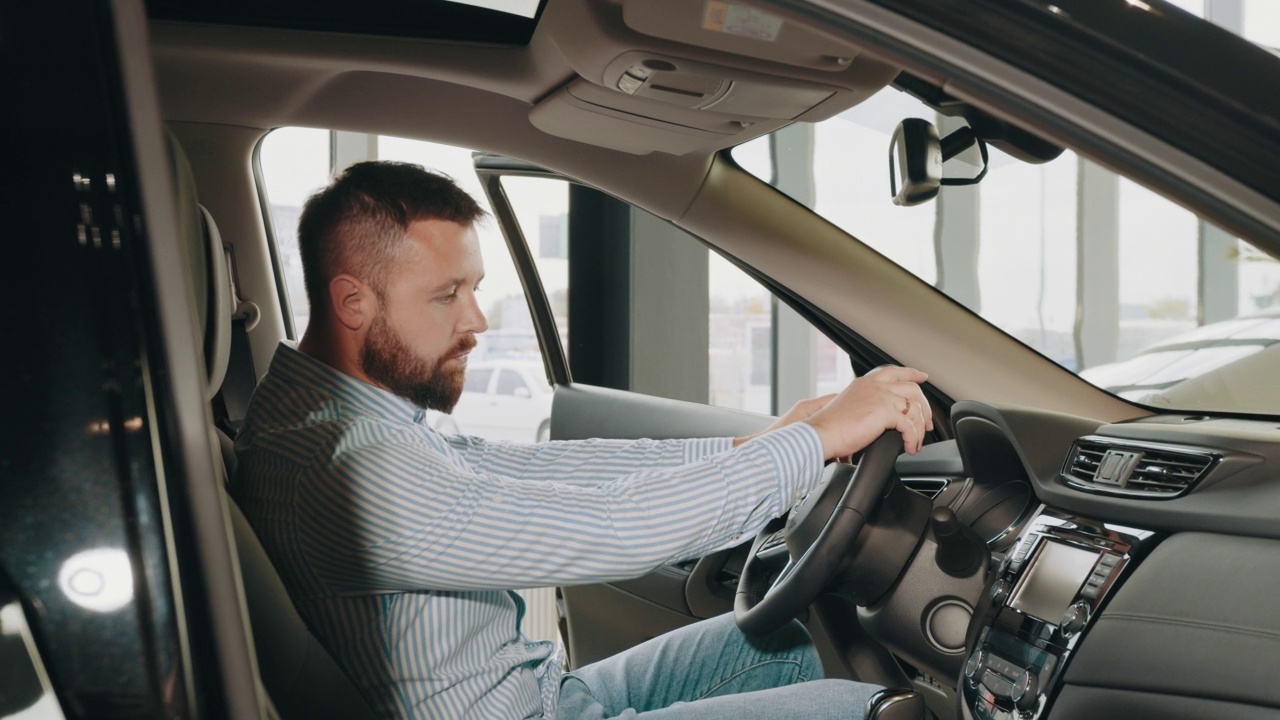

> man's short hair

[{"left": 297, "top": 160, "right": 487, "bottom": 314}]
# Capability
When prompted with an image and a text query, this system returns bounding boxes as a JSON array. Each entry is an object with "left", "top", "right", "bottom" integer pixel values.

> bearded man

[{"left": 233, "top": 161, "right": 932, "bottom": 719}]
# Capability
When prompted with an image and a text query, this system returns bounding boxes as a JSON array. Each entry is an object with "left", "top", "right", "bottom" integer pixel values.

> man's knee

[
  {"left": 741, "top": 617, "right": 822, "bottom": 681},
  {"left": 802, "top": 679, "right": 886, "bottom": 719}
]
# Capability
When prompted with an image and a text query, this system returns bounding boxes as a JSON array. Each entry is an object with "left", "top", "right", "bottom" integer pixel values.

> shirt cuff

[{"left": 741, "top": 422, "right": 825, "bottom": 504}]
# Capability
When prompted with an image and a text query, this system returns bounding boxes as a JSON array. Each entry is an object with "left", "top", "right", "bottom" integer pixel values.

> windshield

[{"left": 732, "top": 86, "right": 1280, "bottom": 416}]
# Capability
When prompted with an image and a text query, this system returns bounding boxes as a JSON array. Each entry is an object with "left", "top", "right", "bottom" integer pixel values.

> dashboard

[{"left": 898, "top": 401, "right": 1280, "bottom": 719}]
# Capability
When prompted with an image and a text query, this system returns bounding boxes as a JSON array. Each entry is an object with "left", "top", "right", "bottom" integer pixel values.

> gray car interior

[{"left": 142, "top": 3, "right": 1280, "bottom": 719}]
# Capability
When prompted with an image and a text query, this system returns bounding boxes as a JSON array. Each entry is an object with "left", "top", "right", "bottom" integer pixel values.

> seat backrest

[
  {"left": 169, "top": 130, "right": 376, "bottom": 720},
  {"left": 224, "top": 476, "right": 378, "bottom": 720}
]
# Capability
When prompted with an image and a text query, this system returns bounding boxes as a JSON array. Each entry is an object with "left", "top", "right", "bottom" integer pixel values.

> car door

[
  {"left": 0, "top": 2, "right": 264, "bottom": 716},
  {"left": 473, "top": 155, "right": 954, "bottom": 675}
]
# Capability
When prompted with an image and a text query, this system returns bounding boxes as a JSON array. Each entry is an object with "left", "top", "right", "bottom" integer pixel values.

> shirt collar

[{"left": 268, "top": 341, "right": 425, "bottom": 424}]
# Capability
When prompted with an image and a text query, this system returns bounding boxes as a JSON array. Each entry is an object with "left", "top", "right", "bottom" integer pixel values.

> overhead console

[{"left": 533, "top": 0, "right": 898, "bottom": 154}]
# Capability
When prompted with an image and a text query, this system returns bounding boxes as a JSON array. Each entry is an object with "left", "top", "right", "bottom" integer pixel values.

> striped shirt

[{"left": 233, "top": 343, "right": 825, "bottom": 719}]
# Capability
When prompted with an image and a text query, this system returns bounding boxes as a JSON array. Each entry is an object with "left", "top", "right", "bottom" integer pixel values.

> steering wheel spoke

[{"left": 735, "top": 432, "right": 906, "bottom": 637}]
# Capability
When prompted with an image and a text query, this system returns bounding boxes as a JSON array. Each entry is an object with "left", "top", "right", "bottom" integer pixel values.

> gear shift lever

[
  {"left": 865, "top": 688, "right": 928, "bottom": 720},
  {"left": 931, "top": 507, "right": 985, "bottom": 578}
]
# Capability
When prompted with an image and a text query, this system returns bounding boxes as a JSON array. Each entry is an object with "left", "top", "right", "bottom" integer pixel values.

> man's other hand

[{"left": 802, "top": 366, "right": 933, "bottom": 459}]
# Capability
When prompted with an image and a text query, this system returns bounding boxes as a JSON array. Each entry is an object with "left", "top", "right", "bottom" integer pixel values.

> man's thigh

[
  {"left": 560, "top": 677, "right": 881, "bottom": 720},
  {"left": 559, "top": 613, "right": 881, "bottom": 719}
]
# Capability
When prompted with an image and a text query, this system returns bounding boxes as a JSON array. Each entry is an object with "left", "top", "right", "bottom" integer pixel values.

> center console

[{"left": 959, "top": 510, "right": 1157, "bottom": 719}]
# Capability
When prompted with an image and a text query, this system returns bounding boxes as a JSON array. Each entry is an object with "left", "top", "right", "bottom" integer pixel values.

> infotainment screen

[{"left": 1009, "top": 541, "right": 1099, "bottom": 623}]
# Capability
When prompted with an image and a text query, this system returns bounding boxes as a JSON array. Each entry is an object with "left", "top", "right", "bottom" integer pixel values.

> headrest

[
  {"left": 166, "top": 130, "right": 233, "bottom": 399},
  {"left": 200, "top": 205, "right": 233, "bottom": 399},
  {"left": 166, "top": 130, "right": 206, "bottom": 327}
]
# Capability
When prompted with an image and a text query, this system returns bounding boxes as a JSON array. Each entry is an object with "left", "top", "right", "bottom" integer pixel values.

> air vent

[
  {"left": 903, "top": 477, "right": 950, "bottom": 500},
  {"left": 1062, "top": 437, "right": 1217, "bottom": 499}
]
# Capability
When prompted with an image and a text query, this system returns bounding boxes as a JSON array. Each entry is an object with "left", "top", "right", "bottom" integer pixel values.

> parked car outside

[
  {"left": 1080, "top": 308, "right": 1280, "bottom": 403},
  {"left": 450, "top": 360, "right": 554, "bottom": 442}
]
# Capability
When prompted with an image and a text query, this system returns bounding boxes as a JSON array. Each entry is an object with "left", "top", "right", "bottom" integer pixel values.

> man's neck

[{"left": 299, "top": 326, "right": 358, "bottom": 378}]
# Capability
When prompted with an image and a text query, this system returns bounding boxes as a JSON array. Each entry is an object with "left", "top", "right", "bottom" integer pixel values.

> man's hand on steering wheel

[
  {"left": 804, "top": 366, "right": 933, "bottom": 458},
  {"left": 733, "top": 365, "right": 934, "bottom": 637}
]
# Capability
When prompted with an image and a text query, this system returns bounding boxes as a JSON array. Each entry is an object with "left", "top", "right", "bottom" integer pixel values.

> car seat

[{"left": 168, "top": 130, "right": 377, "bottom": 720}]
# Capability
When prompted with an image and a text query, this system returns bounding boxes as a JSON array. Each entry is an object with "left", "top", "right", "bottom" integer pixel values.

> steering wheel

[{"left": 735, "top": 431, "right": 903, "bottom": 637}]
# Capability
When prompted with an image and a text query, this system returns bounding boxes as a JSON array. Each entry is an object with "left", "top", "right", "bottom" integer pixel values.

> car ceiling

[{"left": 148, "top": 0, "right": 898, "bottom": 217}]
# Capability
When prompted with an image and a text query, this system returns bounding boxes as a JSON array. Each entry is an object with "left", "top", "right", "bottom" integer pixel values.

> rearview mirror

[{"left": 889, "top": 118, "right": 989, "bottom": 207}]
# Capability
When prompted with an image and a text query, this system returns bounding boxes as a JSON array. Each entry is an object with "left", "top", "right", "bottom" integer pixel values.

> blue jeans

[{"left": 557, "top": 613, "right": 883, "bottom": 719}]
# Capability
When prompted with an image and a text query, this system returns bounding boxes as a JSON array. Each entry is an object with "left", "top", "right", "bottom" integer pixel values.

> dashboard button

[{"left": 617, "top": 73, "right": 645, "bottom": 94}]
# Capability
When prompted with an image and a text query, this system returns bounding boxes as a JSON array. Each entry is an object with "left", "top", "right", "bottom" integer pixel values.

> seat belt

[
  {"left": 214, "top": 243, "right": 260, "bottom": 437},
  {"left": 215, "top": 315, "right": 256, "bottom": 436}
]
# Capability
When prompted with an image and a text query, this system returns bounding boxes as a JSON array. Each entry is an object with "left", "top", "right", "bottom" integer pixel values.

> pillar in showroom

[{"left": 769, "top": 124, "right": 818, "bottom": 414}]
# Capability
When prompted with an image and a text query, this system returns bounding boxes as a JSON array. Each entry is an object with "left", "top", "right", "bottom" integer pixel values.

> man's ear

[{"left": 329, "top": 274, "right": 373, "bottom": 331}]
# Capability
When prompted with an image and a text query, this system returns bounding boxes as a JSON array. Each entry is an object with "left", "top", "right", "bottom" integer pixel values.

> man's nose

[{"left": 463, "top": 292, "right": 488, "bottom": 334}]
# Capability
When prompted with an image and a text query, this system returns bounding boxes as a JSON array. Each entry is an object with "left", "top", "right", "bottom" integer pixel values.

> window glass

[
  {"left": 807, "top": 93, "right": 937, "bottom": 284},
  {"left": 1238, "top": 240, "right": 1280, "bottom": 311},
  {"left": 729, "top": 92, "right": 950, "bottom": 414},
  {"left": 500, "top": 176, "right": 569, "bottom": 357},
  {"left": 1239, "top": 1, "right": 1280, "bottom": 48},
  {"left": 977, "top": 149, "right": 1079, "bottom": 367},
  {"left": 732, "top": 81, "right": 1280, "bottom": 414},
  {"left": 1117, "top": 179, "right": 1198, "bottom": 357},
  {"left": 258, "top": 127, "right": 331, "bottom": 337},
  {"left": 496, "top": 369, "right": 528, "bottom": 396},
  {"left": 708, "top": 254, "right": 774, "bottom": 414},
  {"left": 1141, "top": 345, "right": 1260, "bottom": 386},
  {"left": 464, "top": 367, "right": 493, "bottom": 393},
  {"left": 501, "top": 176, "right": 831, "bottom": 415}
]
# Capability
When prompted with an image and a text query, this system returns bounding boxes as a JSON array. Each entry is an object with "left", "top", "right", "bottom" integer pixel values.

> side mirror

[
  {"left": 512, "top": 386, "right": 531, "bottom": 399},
  {"left": 889, "top": 119, "right": 989, "bottom": 207}
]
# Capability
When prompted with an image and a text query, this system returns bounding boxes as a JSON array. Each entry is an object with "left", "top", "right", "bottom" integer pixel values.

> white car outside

[
  {"left": 1079, "top": 309, "right": 1280, "bottom": 404},
  {"left": 445, "top": 360, "right": 554, "bottom": 442}
]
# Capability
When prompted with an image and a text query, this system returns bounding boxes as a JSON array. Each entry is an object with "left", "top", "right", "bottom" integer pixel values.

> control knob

[
  {"left": 991, "top": 579, "right": 1012, "bottom": 605},
  {"left": 964, "top": 648, "right": 988, "bottom": 687},
  {"left": 1011, "top": 670, "right": 1039, "bottom": 712},
  {"left": 1060, "top": 601, "right": 1090, "bottom": 637}
]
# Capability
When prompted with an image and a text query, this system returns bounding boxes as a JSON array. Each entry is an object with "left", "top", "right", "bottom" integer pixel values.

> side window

[
  {"left": 499, "top": 175, "right": 850, "bottom": 415},
  {"left": 257, "top": 127, "right": 330, "bottom": 337},
  {"left": 496, "top": 370, "right": 529, "bottom": 397},
  {"left": 463, "top": 367, "right": 493, "bottom": 394}
]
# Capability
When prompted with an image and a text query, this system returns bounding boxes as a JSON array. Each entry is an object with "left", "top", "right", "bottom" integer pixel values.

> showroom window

[{"left": 732, "top": 70, "right": 1280, "bottom": 410}]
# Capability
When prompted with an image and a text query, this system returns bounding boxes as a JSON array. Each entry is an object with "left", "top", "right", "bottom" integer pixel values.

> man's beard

[{"left": 361, "top": 312, "right": 474, "bottom": 412}]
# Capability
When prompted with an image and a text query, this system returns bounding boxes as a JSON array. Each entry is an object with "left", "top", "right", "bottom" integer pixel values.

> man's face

[{"left": 360, "top": 219, "right": 487, "bottom": 412}]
